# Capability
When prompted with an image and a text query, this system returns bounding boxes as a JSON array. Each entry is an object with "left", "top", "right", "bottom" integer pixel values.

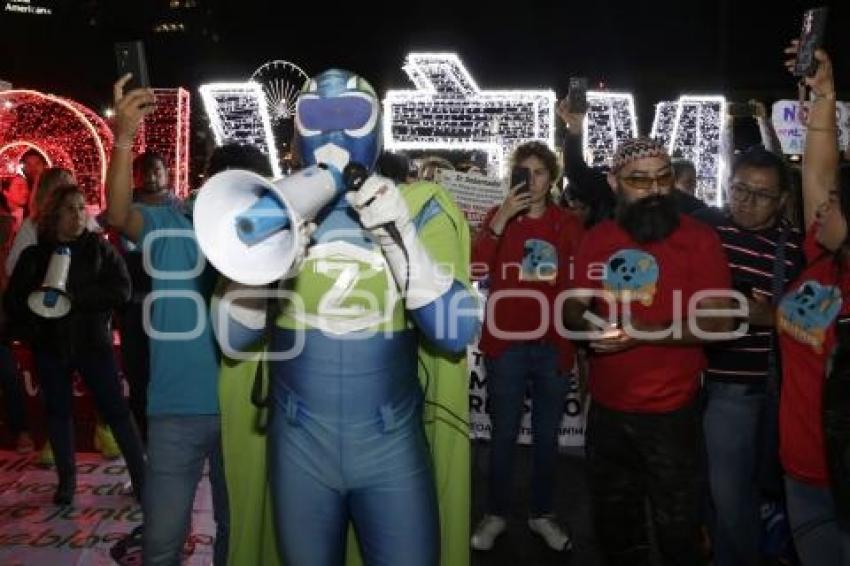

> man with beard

[
  {"left": 133, "top": 152, "right": 177, "bottom": 206},
  {"left": 563, "top": 138, "right": 735, "bottom": 565}
]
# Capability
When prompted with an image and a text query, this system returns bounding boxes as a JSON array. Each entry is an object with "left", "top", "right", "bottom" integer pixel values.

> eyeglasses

[
  {"left": 729, "top": 183, "right": 781, "bottom": 205},
  {"left": 619, "top": 172, "right": 674, "bottom": 191}
]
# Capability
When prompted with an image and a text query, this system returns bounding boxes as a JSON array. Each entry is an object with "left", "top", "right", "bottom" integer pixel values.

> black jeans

[
  {"left": 119, "top": 301, "right": 149, "bottom": 443},
  {"left": 35, "top": 348, "right": 145, "bottom": 498},
  {"left": 0, "top": 343, "right": 27, "bottom": 435},
  {"left": 586, "top": 401, "right": 705, "bottom": 566}
]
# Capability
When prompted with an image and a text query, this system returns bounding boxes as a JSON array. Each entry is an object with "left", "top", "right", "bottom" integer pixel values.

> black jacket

[
  {"left": 673, "top": 190, "right": 708, "bottom": 216},
  {"left": 4, "top": 231, "right": 131, "bottom": 359},
  {"left": 562, "top": 132, "right": 616, "bottom": 228}
]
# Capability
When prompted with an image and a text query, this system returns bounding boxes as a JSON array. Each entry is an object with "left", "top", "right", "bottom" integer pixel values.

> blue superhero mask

[{"left": 295, "top": 70, "right": 381, "bottom": 193}]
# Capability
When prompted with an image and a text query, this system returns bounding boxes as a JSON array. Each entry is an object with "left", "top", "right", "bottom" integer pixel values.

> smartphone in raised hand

[
  {"left": 567, "top": 77, "right": 588, "bottom": 114},
  {"left": 115, "top": 41, "right": 150, "bottom": 91},
  {"left": 793, "top": 7, "right": 828, "bottom": 78},
  {"left": 511, "top": 166, "right": 531, "bottom": 195}
]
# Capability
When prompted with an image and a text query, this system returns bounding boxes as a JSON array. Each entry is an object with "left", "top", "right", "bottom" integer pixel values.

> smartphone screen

[
  {"left": 567, "top": 77, "right": 588, "bottom": 114},
  {"left": 793, "top": 7, "right": 828, "bottom": 78},
  {"left": 115, "top": 41, "right": 150, "bottom": 91},
  {"left": 511, "top": 166, "right": 530, "bottom": 195}
]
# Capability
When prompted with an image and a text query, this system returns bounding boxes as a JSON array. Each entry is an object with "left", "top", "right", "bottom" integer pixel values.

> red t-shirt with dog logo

[
  {"left": 779, "top": 227, "right": 850, "bottom": 486},
  {"left": 571, "top": 215, "right": 732, "bottom": 413},
  {"left": 472, "top": 204, "right": 583, "bottom": 365}
]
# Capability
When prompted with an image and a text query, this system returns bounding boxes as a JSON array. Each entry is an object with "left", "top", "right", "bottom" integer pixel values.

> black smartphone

[
  {"left": 511, "top": 166, "right": 530, "bottom": 195},
  {"left": 793, "top": 7, "right": 828, "bottom": 78},
  {"left": 567, "top": 77, "right": 588, "bottom": 114},
  {"left": 727, "top": 102, "right": 755, "bottom": 118},
  {"left": 115, "top": 41, "right": 150, "bottom": 91}
]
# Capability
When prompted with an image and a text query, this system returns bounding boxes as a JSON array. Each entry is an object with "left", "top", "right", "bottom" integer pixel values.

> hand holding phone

[
  {"left": 115, "top": 41, "right": 150, "bottom": 91},
  {"left": 112, "top": 74, "right": 156, "bottom": 143},
  {"left": 491, "top": 167, "right": 533, "bottom": 230},
  {"left": 793, "top": 7, "right": 828, "bottom": 78},
  {"left": 784, "top": 38, "right": 834, "bottom": 101}
]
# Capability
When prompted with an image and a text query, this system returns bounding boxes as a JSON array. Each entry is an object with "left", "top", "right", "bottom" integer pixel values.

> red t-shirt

[
  {"left": 572, "top": 215, "right": 732, "bottom": 413},
  {"left": 779, "top": 227, "right": 850, "bottom": 486},
  {"left": 472, "top": 204, "right": 583, "bottom": 364}
]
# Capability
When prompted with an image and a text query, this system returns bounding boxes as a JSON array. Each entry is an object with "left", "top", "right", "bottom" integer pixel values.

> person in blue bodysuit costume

[{"left": 210, "top": 69, "right": 479, "bottom": 565}]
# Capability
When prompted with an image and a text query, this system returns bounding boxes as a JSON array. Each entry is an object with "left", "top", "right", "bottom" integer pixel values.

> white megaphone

[
  {"left": 193, "top": 164, "right": 341, "bottom": 285},
  {"left": 28, "top": 246, "right": 72, "bottom": 319}
]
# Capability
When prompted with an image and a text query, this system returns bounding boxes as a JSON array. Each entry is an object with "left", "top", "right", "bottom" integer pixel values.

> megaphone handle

[{"left": 234, "top": 192, "right": 291, "bottom": 246}]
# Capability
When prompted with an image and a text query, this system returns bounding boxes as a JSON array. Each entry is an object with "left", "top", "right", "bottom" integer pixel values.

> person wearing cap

[{"left": 563, "top": 137, "right": 735, "bottom": 565}]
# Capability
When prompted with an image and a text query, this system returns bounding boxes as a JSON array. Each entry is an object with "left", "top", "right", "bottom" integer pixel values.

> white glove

[
  {"left": 283, "top": 220, "right": 317, "bottom": 280},
  {"left": 346, "top": 174, "right": 452, "bottom": 310},
  {"left": 345, "top": 175, "right": 411, "bottom": 246}
]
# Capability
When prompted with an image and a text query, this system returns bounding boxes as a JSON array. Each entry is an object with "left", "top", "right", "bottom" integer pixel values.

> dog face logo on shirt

[
  {"left": 602, "top": 249, "right": 659, "bottom": 306},
  {"left": 778, "top": 280, "right": 842, "bottom": 353},
  {"left": 520, "top": 239, "right": 558, "bottom": 283}
]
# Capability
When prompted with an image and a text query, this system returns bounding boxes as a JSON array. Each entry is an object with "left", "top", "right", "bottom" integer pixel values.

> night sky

[{"left": 1, "top": 0, "right": 847, "bottom": 133}]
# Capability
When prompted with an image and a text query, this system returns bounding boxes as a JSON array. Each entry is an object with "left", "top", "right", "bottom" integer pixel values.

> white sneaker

[
  {"left": 471, "top": 514, "right": 507, "bottom": 551},
  {"left": 528, "top": 515, "right": 572, "bottom": 552}
]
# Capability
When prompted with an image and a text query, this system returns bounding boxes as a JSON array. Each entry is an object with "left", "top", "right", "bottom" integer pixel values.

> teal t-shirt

[{"left": 138, "top": 203, "right": 220, "bottom": 415}]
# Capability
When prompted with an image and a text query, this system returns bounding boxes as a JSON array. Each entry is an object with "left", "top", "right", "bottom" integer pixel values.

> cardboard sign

[{"left": 772, "top": 99, "right": 850, "bottom": 155}]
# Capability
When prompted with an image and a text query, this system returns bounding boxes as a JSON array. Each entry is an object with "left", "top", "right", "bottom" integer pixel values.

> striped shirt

[{"left": 693, "top": 208, "right": 804, "bottom": 381}]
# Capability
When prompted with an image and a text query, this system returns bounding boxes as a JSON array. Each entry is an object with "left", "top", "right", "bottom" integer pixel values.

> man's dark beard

[{"left": 615, "top": 194, "right": 680, "bottom": 243}]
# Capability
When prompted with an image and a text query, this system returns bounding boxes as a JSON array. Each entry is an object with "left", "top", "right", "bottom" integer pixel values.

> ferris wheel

[{"left": 251, "top": 60, "right": 309, "bottom": 122}]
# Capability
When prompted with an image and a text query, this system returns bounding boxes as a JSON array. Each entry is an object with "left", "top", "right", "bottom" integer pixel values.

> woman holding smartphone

[
  {"left": 470, "top": 141, "right": 583, "bottom": 552},
  {"left": 778, "top": 44, "right": 850, "bottom": 565}
]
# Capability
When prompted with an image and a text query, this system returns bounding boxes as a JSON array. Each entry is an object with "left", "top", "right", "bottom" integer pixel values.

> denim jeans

[
  {"left": 586, "top": 401, "right": 706, "bottom": 566},
  {"left": 143, "top": 415, "right": 229, "bottom": 566},
  {"left": 785, "top": 476, "right": 850, "bottom": 566},
  {"left": 35, "top": 349, "right": 145, "bottom": 495},
  {"left": 485, "top": 342, "right": 567, "bottom": 517},
  {"left": 0, "top": 343, "right": 27, "bottom": 435},
  {"left": 703, "top": 379, "right": 765, "bottom": 566}
]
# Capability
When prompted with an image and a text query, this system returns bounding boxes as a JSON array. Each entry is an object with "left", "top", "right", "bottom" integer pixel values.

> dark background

[{"left": 1, "top": 0, "right": 847, "bottom": 160}]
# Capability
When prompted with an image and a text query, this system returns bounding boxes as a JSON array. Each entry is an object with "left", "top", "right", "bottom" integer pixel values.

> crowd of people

[{"left": 0, "top": 39, "right": 847, "bottom": 566}]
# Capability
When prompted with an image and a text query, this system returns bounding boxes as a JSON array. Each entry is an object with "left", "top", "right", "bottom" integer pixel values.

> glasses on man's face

[
  {"left": 619, "top": 172, "right": 674, "bottom": 191},
  {"left": 729, "top": 183, "right": 781, "bottom": 206}
]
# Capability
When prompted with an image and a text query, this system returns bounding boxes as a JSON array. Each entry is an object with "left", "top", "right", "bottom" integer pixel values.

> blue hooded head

[{"left": 294, "top": 69, "right": 382, "bottom": 196}]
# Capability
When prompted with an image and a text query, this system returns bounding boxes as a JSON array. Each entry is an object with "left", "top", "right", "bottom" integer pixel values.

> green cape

[{"left": 219, "top": 181, "right": 472, "bottom": 566}]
